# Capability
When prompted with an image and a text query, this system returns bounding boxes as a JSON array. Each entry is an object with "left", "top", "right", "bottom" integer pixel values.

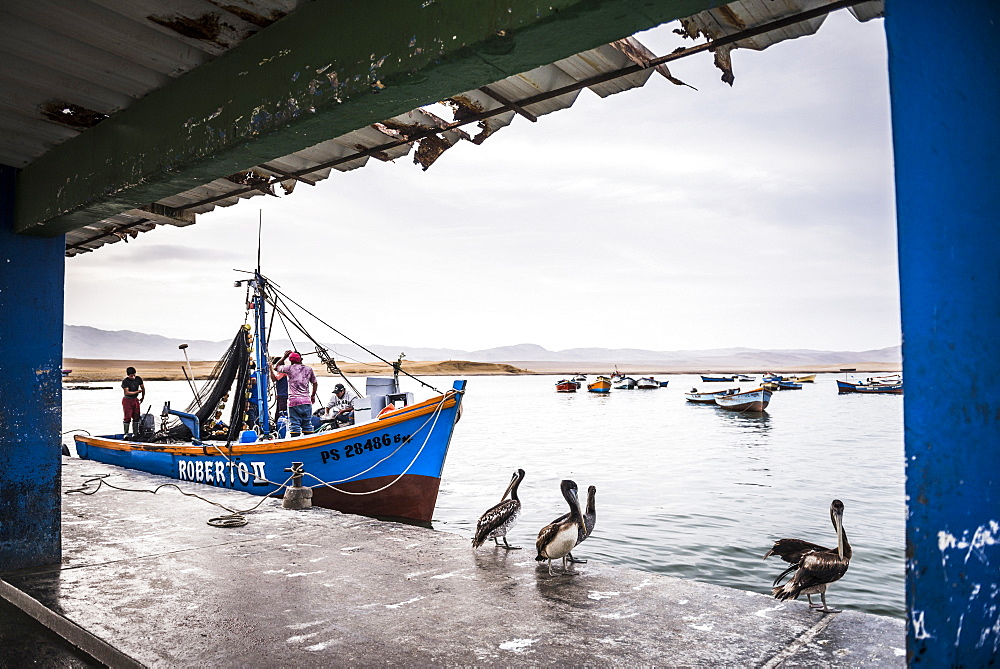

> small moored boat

[
  {"left": 614, "top": 377, "right": 637, "bottom": 390},
  {"left": 701, "top": 375, "right": 736, "bottom": 382},
  {"left": 636, "top": 377, "right": 659, "bottom": 389},
  {"left": 786, "top": 374, "right": 816, "bottom": 383},
  {"left": 714, "top": 387, "right": 772, "bottom": 412},
  {"left": 763, "top": 380, "right": 802, "bottom": 391},
  {"left": 685, "top": 387, "right": 741, "bottom": 404},
  {"left": 836, "top": 380, "right": 902, "bottom": 394},
  {"left": 736, "top": 374, "right": 755, "bottom": 382},
  {"left": 588, "top": 376, "right": 612, "bottom": 393},
  {"left": 555, "top": 379, "right": 577, "bottom": 393}
]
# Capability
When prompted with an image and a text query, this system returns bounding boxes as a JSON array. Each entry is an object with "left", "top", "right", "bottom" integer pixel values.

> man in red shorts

[{"left": 121, "top": 366, "right": 145, "bottom": 435}]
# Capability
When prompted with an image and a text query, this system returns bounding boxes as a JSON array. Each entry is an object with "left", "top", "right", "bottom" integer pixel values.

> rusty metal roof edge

[{"left": 64, "top": 0, "right": 881, "bottom": 258}]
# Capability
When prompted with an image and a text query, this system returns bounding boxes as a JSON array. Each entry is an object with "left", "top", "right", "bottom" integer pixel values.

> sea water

[{"left": 62, "top": 373, "right": 905, "bottom": 618}]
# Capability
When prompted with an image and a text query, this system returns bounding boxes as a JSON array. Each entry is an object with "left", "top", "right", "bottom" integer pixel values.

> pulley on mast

[{"left": 315, "top": 346, "right": 363, "bottom": 398}]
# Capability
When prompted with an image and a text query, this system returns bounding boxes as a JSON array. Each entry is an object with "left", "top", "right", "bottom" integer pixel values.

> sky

[{"left": 63, "top": 10, "right": 900, "bottom": 354}]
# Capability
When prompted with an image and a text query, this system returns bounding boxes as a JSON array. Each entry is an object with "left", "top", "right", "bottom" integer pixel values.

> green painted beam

[{"left": 15, "top": 0, "right": 715, "bottom": 236}]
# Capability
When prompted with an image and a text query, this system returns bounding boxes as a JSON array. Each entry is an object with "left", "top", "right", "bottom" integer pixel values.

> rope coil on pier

[{"left": 64, "top": 471, "right": 299, "bottom": 528}]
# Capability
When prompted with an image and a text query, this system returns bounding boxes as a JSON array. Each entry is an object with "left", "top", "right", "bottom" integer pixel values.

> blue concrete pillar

[
  {"left": 885, "top": 1, "right": 1000, "bottom": 664},
  {"left": 0, "top": 164, "right": 64, "bottom": 571}
]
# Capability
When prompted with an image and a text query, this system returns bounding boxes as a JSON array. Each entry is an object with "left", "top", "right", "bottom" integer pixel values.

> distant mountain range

[{"left": 64, "top": 325, "right": 901, "bottom": 369}]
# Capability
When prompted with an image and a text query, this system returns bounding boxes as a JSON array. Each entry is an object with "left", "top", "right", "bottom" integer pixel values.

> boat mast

[{"left": 251, "top": 271, "right": 271, "bottom": 433}]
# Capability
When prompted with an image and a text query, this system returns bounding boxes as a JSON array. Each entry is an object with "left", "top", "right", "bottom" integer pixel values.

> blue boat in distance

[
  {"left": 764, "top": 380, "right": 802, "bottom": 391},
  {"left": 837, "top": 379, "right": 902, "bottom": 394},
  {"left": 74, "top": 269, "right": 466, "bottom": 523},
  {"left": 701, "top": 375, "right": 736, "bottom": 382}
]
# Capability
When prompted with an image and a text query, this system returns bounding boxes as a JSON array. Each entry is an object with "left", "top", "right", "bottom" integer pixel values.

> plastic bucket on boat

[{"left": 239, "top": 430, "right": 258, "bottom": 443}]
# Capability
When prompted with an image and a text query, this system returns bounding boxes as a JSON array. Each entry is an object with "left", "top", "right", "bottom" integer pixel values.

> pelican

[
  {"left": 535, "top": 480, "right": 586, "bottom": 575},
  {"left": 547, "top": 485, "right": 597, "bottom": 564},
  {"left": 472, "top": 469, "right": 525, "bottom": 550},
  {"left": 765, "top": 499, "right": 852, "bottom": 613}
]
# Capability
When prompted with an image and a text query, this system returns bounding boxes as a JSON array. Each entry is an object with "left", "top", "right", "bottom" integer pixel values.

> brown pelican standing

[
  {"left": 472, "top": 469, "right": 525, "bottom": 550},
  {"left": 535, "top": 480, "right": 586, "bottom": 575},
  {"left": 547, "top": 485, "right": 597, "bottom": 564},
  {"left": 765, "top": 499, "right": 852, "bottom": 613}
]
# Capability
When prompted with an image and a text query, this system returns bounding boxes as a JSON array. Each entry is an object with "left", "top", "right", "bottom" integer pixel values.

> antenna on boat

[{"left": 256, "top": 209, "right": 262, "bottom": 275}]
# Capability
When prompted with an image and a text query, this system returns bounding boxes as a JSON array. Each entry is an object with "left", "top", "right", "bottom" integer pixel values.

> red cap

[{"left": 289, "top": 352, "right": 302, "bottom": 363}]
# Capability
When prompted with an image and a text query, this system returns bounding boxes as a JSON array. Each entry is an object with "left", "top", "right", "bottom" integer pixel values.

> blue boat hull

[
  {"left": 836, "top": 380, "right": 902, "bottom": 394},
  {"left": 75, "top": 382, "right": 466, "bottom": 522}
]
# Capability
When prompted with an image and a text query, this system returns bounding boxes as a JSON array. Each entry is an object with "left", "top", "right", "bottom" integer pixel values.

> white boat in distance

[
  {"left": 714, "top": 387, "right": 772, "bottom": 412},
  {"left": 685, "top": 388, "right": 741, "bottom": 404}
]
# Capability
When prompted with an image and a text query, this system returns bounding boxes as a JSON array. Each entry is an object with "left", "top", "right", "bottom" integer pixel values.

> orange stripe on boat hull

[{"left": 75, "top": 393, "right": 458, "bottom": 456}]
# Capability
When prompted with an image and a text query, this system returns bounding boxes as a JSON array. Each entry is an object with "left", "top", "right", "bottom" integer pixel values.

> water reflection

[{"left": 717, "top": 409, "right": 772, "bottom": 431}]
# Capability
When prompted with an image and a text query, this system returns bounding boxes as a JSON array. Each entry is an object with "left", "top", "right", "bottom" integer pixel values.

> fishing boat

[
  {"left": 573, "top": 374, "right": 586, "bottom": 382},
  {"left": 700, "top": 375, "right": 736, "bottom": 382},
  {"left": 836, "top": 380, "right": 903, "bottom": 394},
  {"left": 786, "top": 374, "right": 816, "bottom": 383},
  {"left": 588, "top": 376, "right": 612, "bottom": 393},
  {"left": 762, "top": 373, "right": 783, "bottom": 382},
  {"left": 658, "top": 380, "right": 670, "bottom": 388},
  {"left": 556, "top": 379, "right": 578, "bottom": 393},
  {"left": 636, "top": 377, "right": 660, "bottom": 389},
  {"left": 614, "top": 377, "right": 637, "bottom": 390},
  {"left": 685, "top": 387, "right": 741, "bottom": 404},
  {"left": 74, "top": 270, "right": 466, "bottom": 524},
  {"left": 736, "top": 374, "right": 755, "bottom": 382},
  {"left": 763, "top": 380, "right": 802, "bottom": 391},
  {"left": 714, "top": 387, "right": 772, "bottom": 412}
]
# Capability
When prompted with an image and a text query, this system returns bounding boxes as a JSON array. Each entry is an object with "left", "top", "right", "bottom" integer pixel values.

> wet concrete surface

[{"left": 0, "top": 457, "right": 907, "bottom": 666}]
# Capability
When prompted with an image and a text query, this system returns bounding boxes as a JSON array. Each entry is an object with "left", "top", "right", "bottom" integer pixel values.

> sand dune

[
  {"left": 62, "top": 357, "right": 898, "bottom": 382},
  {"left": 61, "top": 358, "right": 528, "bottom": 382}
]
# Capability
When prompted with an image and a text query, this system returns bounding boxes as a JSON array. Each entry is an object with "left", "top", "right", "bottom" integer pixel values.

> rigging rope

[
  {"left": 264, "top": 280, "right": 441, "bottom": 394},
  {"left": 265, "top": 288, "right": 363, "bottom": 397},
  {"left": 303, "top": 392, "right": 453, "bottom": 495}
]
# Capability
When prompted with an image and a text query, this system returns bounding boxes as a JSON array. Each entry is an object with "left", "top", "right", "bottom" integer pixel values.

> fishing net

[{"left": 151, "top": 327, "right": 253, "bottom": 443}]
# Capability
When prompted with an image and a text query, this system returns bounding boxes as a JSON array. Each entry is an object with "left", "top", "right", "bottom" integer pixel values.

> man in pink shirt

[{"left": 273, "top": 350, "right": 318, "bottom": 437}]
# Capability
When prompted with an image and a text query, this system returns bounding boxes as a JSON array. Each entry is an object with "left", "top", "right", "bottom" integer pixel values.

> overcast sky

[{"left": 64, "top": 10, "right": 899, "bottom": 354}]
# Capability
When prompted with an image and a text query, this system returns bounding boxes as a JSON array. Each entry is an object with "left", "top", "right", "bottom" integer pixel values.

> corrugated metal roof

[
  {"left": 0, "top": 0, "right": 302, "bottom": 168},
  {"left": 679, "top": 0, "right": 884, "bottom": 84},
  {"left": 61, "top": 34, "right": 692, "bottom": 257},
  {"left": 0, "top": 1, "right": 882, "bottom": 257}
]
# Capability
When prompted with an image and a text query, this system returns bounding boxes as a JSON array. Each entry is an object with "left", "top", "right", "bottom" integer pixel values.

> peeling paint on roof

[{"left": 0, "top": 0, "right": 881, "bottom": 257}]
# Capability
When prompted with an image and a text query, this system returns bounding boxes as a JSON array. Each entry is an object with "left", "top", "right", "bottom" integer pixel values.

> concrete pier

[{"left": 2, "top": 457, "right": 905, "bottom": 666}]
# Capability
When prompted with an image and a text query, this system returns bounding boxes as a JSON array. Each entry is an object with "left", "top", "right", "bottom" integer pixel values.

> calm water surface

[{"left": 62, "top": 373, "right": 905, "bottom": 618}]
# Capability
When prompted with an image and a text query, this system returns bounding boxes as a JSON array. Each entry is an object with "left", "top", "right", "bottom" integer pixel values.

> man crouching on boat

[
  {"left": 322, "top": 383, "right": 357, "bottom": 428},
  {"left": 274, "top": 350, "right": 318, "bottom": 437}
]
